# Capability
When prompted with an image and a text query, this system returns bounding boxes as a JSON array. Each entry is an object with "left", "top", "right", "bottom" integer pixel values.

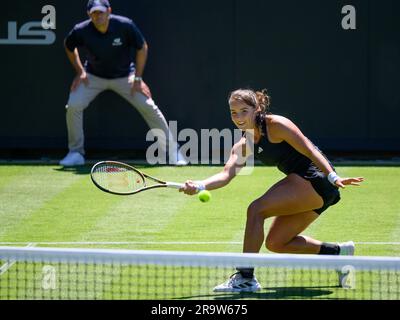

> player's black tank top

[{"left": 253, "top": 117, "right": 313, "bottom": 175}]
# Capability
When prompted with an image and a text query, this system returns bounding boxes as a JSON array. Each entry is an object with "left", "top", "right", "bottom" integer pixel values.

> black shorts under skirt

[{"left": 296, "top": 164, "right": 341, "bottom": 215}]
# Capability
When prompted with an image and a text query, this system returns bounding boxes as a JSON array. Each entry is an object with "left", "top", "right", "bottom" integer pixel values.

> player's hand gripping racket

[{"left": 91, "top": 161, "right": 191, "bottom": 195}]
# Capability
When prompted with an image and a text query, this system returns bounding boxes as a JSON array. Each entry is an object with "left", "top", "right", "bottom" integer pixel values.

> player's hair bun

[{"left": 255, "top": 89, "right": 271, "bottom": 113}]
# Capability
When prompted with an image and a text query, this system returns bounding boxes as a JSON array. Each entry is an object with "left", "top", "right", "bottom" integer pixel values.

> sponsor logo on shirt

[
  {"left": 258, "top": 147, "right": 263, "bottom": 154},
  {"left": 112, "top": 38, "right": 122, "bottom": 46}
]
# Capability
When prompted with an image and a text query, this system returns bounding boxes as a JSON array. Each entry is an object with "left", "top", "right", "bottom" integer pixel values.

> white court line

[
  {"left": 357, "top": 242, "right": 400, "bottom": 245},
  {"left": 0, "top": 241, "right": 399, "bottom": 246},
  {"left": 0, "top": 243, "right": 36, "bottom": 275},
  {"left": 0, "top": 241, "right": 242, "bottom": 245}
]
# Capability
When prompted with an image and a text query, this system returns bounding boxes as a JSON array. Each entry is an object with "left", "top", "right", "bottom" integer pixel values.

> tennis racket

[{"left": 90, "top": 161, "right": 190, "bottom": 195}]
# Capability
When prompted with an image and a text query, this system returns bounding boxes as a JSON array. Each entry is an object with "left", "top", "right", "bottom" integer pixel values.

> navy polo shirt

[{"left": 65, "top": 14, "right": 145, "bottom": 79}]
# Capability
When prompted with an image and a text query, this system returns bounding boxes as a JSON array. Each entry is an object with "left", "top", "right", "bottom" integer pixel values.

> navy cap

[{"left": 87, "top": 0, "right": 110, "bottom": 13}]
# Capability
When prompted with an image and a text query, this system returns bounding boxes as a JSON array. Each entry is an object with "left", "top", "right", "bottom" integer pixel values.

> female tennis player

[{"left": 180, "top": 88, "right": 364, "bottom": 292}]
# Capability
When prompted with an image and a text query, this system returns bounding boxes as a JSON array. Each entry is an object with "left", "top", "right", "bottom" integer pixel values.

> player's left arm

[{"left": 270, "top": 116, "right": 364, "bottom": 188}]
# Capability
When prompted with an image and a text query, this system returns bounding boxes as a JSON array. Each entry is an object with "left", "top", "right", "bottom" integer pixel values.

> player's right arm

[{"left": 180, "top": 137, "right": 249, "bottom": 195}]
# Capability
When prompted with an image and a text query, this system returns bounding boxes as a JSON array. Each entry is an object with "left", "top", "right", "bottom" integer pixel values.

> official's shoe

[
  {"left": 59, "top": 152, "right": 85, "bottom": 167},
  {"left": 170, "top": 151, "right": 188, "bottom": 166},
  {"left": 213, "top": 272, "right": 261, "bottom": 293}
]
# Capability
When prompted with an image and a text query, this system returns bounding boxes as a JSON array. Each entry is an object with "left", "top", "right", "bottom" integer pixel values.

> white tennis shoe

[
  {"left": 338, "top": 241, "right": 355, "bottom": 256},
  {"left": 337, "top": 241, "right": 356, "bottom": 288},
  {"left": 59, "top": 152, "right": 85, "bottom": 167},
  {"left": 213, "top": 272, "right": 261, "bottom": 293},
  {"left": 170, "top": 151, "right": 188, "bottom": 166}
]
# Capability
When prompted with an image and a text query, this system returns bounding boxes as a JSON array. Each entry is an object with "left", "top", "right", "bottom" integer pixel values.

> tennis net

[{"left": 1, "top": 246, "right": 400, "bottom": 300}]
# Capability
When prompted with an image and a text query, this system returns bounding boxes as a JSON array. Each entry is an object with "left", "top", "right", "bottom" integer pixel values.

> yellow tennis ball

[{"left": 198, "top": 190, "right": 211, "bottom": 203}]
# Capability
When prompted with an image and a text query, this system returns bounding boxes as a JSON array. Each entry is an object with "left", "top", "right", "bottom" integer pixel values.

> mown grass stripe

[
  {"left": 1, "top": 174, "right": 122, "bottom": 242},
  {"left": 78, "top": 167, "right": 193, "bottom": 243},
  {"left": 0, "top": 166, "right": 83, "bottom": 239},
  {"left": 0, "top": 165, "right": 399, "bottom": 256},
  {"left": 0, "top": 165, "right": 31, "bottom": 192}
]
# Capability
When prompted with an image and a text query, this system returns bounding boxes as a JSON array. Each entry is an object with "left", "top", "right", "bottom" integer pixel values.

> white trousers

[{"left": 65, "top": 73, "right": 174, "bottom": 156}]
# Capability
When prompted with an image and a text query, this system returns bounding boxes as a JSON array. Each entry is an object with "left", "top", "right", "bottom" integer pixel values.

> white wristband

[
  {"left": 194, "top": 181, "right": 206, "bottom": 192},
  {"left": 327, "top": 172, "right": 340, "bottom": 185}
]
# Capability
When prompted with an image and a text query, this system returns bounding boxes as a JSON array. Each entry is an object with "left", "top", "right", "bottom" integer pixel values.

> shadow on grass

[
  {"left": 52, "top": 163, "right": 197, "bottom": 176},
  {"left": 53, "top": 165, "right": 92, "bottom": 175},
  {"left": 173, "top": 285, "right": 339, "bottom": 300}
]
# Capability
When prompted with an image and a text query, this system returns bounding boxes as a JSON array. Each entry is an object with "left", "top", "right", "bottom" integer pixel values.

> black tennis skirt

[{"left": 297, "top": 163, "right": 341, "bottom": 214}]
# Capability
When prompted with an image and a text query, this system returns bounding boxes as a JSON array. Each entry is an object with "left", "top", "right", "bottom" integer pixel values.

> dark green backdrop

[{"left": 1, "top": 0, "right": 399, "bottom": 154}]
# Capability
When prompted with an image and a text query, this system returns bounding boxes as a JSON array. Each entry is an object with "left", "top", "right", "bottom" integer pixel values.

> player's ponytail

[
  {"left": 255, "top": 89, "right": 271, "bottom": 114},
  {"left": 254, "top": 89, "right": 271, "bottom": 131}
]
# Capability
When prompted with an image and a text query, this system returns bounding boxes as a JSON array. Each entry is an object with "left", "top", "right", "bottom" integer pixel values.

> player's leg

[
  {"left": 110, "top": 77, "right": 186, "bottom": 165},
  {"left": 266, "top": 215, "right": 354, "bottom": 254},
  {"left": 242, "top": 173, "right": 323, "bottom": 254},
  {"left": 60, "top": 74, "right": 105, "bottom": 166},
  {"left": 214, "top": 174, "right": 324, "bottom": 293},
  {"left": 215, "top": 173, "right": 351, "bottom": 293},
  {"left": 265, "top": 212, "right": 321, "bottom": 254}
]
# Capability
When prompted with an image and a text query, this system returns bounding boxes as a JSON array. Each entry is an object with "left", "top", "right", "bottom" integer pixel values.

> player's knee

[
  {"left": 247, "top": 201, "right": 266, "bottom": 222},
  {"left": 247, "top": 200, "right": 274, "bottom": 221},
  {"left": 265, "top": 237, "right": 286, "bottom": 253}
]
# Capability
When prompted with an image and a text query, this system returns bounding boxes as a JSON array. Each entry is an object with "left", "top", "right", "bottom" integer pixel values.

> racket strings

[{"left": 92, "top": 164, "right": 145, "bottom": 194}]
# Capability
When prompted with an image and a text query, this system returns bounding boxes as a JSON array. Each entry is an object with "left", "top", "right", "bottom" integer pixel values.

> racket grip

[{"left": 166, "top": 182, "right": 185, "bottom": 189}]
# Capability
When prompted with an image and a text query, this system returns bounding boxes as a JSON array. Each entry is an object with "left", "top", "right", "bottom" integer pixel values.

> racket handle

[
  {"left": 166, "top": 182, "right": 185, "bottom": 189},
  {"left": 166, "top": 182, "right": 205, "bottom": 192}
]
